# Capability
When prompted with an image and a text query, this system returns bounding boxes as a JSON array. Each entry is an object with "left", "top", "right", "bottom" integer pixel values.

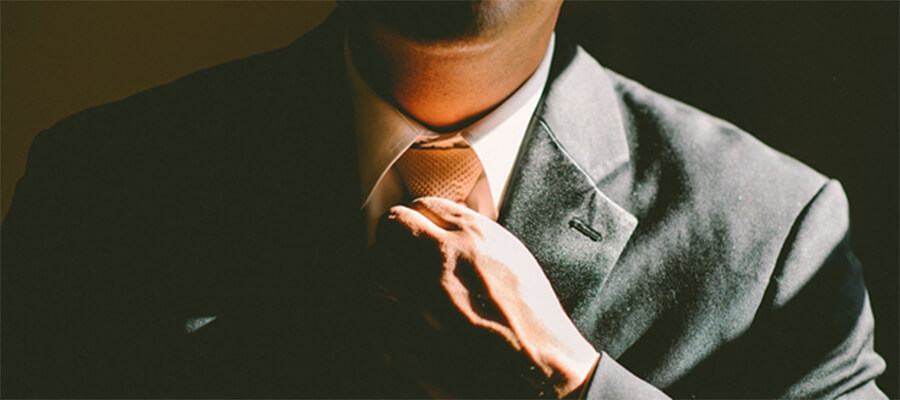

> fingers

[
  {"left": 385, "top": 204, "right": 446, "bottom": 241},
  {"left": 409, "top": 197, "right": 480, "bottom": 231},
  {"left": 384, "top": 196, "right": 475, "bottom": 238}
]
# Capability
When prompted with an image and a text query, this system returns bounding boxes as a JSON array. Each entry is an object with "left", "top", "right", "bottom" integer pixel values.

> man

[{"left": 1, "top": 1, "right": 886, "bottom": 398}]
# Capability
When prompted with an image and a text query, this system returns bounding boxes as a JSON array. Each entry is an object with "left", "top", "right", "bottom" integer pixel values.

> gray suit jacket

[{"left": 1, "top": 11, "right": 885, "bottom": 398}]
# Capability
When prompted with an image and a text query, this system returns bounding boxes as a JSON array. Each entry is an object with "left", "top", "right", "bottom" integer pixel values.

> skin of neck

[{"left": 347, "top": 3, "right": 562, "bottom": 132}]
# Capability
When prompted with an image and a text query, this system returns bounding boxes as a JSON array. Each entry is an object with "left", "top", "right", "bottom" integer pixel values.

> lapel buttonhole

[{"left": 569, "top": 218, "right": 603, "bottom": 242}]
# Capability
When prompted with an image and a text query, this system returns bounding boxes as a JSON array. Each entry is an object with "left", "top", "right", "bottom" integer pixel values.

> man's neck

[{"left": 346, "top": 10, "right": 558, "bottom": 132}]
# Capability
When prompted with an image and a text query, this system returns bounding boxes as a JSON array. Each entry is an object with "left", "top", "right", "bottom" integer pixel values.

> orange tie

[{"left": 394, "top": 143, "right": 482, "bottom": 204}]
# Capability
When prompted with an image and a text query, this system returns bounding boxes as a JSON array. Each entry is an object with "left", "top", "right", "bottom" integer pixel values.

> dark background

[{"left": 2, "top": 1, "right": 897, "bottom": 397}]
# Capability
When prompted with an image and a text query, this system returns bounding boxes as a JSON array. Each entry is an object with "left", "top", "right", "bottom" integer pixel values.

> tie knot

[{"left": 394, "top": 142, "right": 483, "bottom": 203}]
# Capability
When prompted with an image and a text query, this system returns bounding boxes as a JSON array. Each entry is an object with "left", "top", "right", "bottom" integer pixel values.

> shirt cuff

[{"left": 583, "top": 352, "right": 670, "bottom": 400}]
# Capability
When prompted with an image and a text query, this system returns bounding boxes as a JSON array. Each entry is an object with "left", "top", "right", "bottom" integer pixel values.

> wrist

[
  {"left": 553, "top": 350, "right": 601, "bottom": 398},
  {"left": 566, "top": 352, "right": 601, "bottom": 399}
]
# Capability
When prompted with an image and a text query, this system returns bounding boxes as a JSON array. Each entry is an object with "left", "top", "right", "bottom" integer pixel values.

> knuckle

[
  {"left": 411, "top": 196, "right": 438, "bottom": 208},
  {"left": 386, "top": 205, "right": 408, "bottom": 219}
]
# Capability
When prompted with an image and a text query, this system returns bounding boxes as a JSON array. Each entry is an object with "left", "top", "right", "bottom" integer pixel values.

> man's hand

[{"left": 371, "top": 197, "right": 599, "bottom": 398}]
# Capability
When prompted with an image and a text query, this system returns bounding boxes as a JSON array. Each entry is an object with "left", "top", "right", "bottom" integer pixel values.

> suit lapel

[{"left": 499, "top": 39, "right": 637, "bottom": 327}]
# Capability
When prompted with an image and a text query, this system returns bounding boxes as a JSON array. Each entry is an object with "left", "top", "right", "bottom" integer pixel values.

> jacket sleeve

[
  {"left": 762, "top": 181, "right": 886, "bottom": 398},
  {"left": 2, "top": 128, "right": 96, "bottom": 396},
  {"left": 1, "top": 126, "right": 187, "bottom": 397},
  {"left": 582, "top": 180, "right": 886, "bottom": 399}
]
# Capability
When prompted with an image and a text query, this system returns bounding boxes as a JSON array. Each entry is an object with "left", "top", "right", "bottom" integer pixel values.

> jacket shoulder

[
  {"left": 22, "top": 15, "right": 346, "bottom": 179},
  {"left": 600, "top": 67, "right": 844, "bottom": 334},
  {"left": 595, "top": 68, "right": 878, "bottom": 399},
  {"left": 606, "top": 69, "right": 830, "bottom": 227}
]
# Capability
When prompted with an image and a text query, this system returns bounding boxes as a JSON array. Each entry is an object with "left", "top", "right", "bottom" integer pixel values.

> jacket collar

[
  {"left": 539, "top": 37, "right": 631, "bottom": 183},
  {"left": 499, "top": 36, "right": 637, "bottom": 321}
]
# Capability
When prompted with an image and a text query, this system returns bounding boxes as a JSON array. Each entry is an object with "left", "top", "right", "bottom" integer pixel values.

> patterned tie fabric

[{"left": 394, "top": 143, "right": 482, "bottom": 204}]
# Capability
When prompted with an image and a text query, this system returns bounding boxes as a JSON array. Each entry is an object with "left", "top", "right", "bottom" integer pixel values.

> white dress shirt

[{"left": 346, "top": 35, "right": 555, "bottom": 243}]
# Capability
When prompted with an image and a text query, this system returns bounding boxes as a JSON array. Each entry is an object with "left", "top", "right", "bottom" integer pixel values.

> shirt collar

[{"left": 346, "top": 33, "right": 555, "bottom": 208}]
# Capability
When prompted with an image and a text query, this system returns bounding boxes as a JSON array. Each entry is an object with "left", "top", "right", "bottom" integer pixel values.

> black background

[{"left": 557, "top": 2, "right": 898, "bottom": 397}]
